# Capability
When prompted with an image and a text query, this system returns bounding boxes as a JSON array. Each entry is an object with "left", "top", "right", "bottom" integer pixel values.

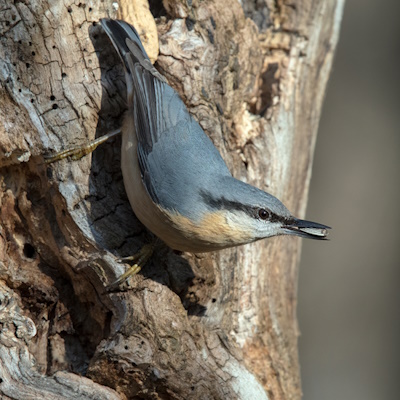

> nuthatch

[
  {"left": 47, "top": 19, "right": 329, "bottom": 282},
  {"left": 99, "top": 18, "right": 329, "bottom": 255}
]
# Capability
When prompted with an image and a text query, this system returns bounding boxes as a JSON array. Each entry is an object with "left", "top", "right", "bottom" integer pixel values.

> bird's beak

[{"left": 282, "top": 218, "right": 331, "bottom": 240}]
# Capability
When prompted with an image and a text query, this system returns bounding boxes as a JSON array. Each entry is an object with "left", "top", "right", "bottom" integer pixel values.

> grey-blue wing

[
  {"left": 133, "top": 75, "right": 232, "bottom": 218},
  {"left": 139, "top": 110, "right": 232, "bottom": 219},
  {"left": 101, "top": 18, "right": 231, "bottom": 218}
]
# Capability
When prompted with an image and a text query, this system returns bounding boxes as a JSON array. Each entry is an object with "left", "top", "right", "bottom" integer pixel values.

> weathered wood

[{"left": 0, "top": 0, "right": 343, "bottom": 398}]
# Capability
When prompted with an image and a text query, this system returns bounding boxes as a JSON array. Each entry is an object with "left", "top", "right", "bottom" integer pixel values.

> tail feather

[
  {"left": 100, "top": 18, "right": 149, "bottom": 67},
  {"left": 100, "top": 18, "right": 165, "bottom": 83}
]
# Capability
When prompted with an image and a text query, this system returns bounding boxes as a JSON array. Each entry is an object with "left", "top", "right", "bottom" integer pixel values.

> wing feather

[{"left": 101, "top": 18, "right": 231, "bottom": 217}]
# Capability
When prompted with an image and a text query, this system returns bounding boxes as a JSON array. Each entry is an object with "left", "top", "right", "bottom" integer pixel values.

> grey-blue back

[
  {"left": 101, "top": 19, "right": 231, "bottom": 220},
  {"left": 135, "top": 78, "right": 232, "bottom": 220}
]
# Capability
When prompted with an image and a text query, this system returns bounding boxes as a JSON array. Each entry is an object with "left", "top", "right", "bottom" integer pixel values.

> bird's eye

[{"left": 258, "top": 208, "right": 270, "bottom": 220}]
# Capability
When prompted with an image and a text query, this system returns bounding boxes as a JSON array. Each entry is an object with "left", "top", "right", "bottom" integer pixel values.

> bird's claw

[{"left": 107, "top": 243, "right": 154, "bottom": 289}]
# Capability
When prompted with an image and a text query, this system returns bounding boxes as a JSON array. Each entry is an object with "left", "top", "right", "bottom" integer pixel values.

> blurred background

[{"left": 298, "top": 1, "right": 400, "bottom": 399}]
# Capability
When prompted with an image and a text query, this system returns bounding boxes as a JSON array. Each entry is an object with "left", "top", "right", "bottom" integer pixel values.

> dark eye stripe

[
  {"left": 200, "top": 190, "right": 291, "bottom": 224},
  {"left": 200, "top": 191, "right": 251, "bottom": 215}
]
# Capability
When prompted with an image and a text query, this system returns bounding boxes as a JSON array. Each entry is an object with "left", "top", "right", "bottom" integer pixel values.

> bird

[{"left": 47, "top": 18, "right": 330, "bottom": 284}]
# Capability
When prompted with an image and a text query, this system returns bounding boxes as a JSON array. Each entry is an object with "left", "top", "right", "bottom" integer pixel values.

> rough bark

[{"left": 0, "top": 0, "right": 343, "bottom": 399}]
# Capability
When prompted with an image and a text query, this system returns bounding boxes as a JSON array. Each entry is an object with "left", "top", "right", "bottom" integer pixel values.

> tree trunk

[{"left": 0, "top": 0, "right": 343, "bottom": 399}]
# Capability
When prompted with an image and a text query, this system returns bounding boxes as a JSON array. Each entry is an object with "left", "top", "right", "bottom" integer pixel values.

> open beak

[{"left": 283, "top": 218, "right": 331, "bottom": 240}]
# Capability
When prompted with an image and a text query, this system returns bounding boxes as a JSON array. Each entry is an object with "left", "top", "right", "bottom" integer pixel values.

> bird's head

[{"left": 200, "top": 177, "right": 330, "bottom": 245}]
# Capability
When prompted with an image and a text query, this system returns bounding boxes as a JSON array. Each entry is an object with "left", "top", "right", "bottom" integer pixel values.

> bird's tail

[
  {"left": 100, "top": 18, "right": 166, "bottom": 99},
  {"left": 100, "top": 18, "right": 150, "bottom": 70},
  {"left": 100, "top": 18, "right": 166, "bottom": 82}
]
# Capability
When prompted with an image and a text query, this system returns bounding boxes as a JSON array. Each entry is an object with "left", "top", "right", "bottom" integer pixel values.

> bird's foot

[
  {"left": 44, "top": 129, "right": 121, "bottom": 163},
  {"left": 107, "top": 243, "right": 154, "bottom": 289}
]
